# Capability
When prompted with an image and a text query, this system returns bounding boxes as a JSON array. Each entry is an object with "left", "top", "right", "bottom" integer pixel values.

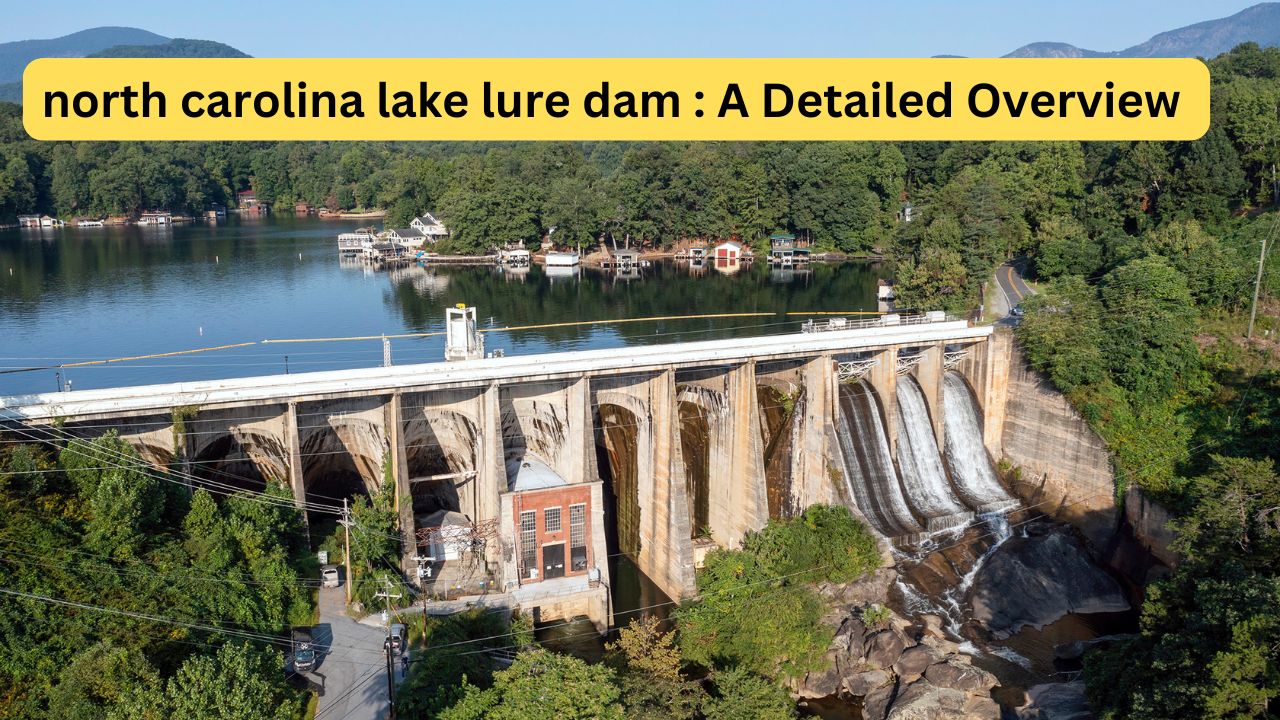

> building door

[{"left": 542, "top": 543, "right": 566, "bottom": 579}]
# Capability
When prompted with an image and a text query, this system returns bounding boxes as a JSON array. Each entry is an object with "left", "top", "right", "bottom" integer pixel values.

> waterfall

[
  {"left": 942, "top": 372, "right": 1019, "bottom": 514},
  {"left": 835, "top": 383, "right": 922, "bottom": 537},
  {"left": 895, "top": 377, "right": 973, "bottom": 532}
]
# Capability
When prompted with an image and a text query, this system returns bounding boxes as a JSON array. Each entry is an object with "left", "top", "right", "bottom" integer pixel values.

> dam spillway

[
  {"left": 835, "top": 382, "right": 922, "bottom": 537},
  {"left": 943, "top": 372, "right": 1018, "bottom": 515},
  {"left": 895, "top": 375, "right": 974, "bottom": 532}
]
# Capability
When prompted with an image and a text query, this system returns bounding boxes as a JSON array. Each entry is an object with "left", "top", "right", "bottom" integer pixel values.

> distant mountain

[
  {"left": 0, "top": 27, "right": 167, "bottom": 82},
  {"left": 0, "top": 32, "right": 249, "bottom": 104},
  {"left": 88, "top": 38, "right": 248, "bottom": 59},
  {"left": 1005, "top": 2, "right": 1280, "bottom": 59}
]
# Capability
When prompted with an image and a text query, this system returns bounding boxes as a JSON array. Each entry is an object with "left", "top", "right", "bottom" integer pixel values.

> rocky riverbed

[{"left": 792, "top": 514, "right": 1136, "bottom": 719}]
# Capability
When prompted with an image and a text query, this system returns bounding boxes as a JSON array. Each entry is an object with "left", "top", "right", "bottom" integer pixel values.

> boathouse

[
  {"left": 768, "top": 233, "right": 811, "bottom": 265},
  {"left": 139, "top": 211, "right": 172, "bottom": 226},
  {"left": 17, "top": 215, "right": 39, "bottom": 228},
  {"left": 608, "top": 248, "right": 640, "bottom": 270},
  {"left": 713, "top": 240, "right": 743, "bottom": 260}
]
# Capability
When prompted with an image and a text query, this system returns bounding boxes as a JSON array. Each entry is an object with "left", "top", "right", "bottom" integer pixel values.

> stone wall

[{"left": 996, "top": 333, "right": 1118, "bottom": 551}]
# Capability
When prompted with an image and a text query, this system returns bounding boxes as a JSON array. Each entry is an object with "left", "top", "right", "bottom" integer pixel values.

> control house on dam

[{"left": 1, "top": 307, "right": 1030, "bottom": 632}]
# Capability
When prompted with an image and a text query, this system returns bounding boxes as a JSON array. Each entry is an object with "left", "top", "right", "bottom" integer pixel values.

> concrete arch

[
  {"left": 298, "top": 416, "right": 388, "bottom": 503},
  {"left": 404, "top": 409, "right": 481, "bottom": 520},
  {"left": 500, "top": 393, "right": 569, "bottom": 470},
  {"left": 190, "top": 429, "right": 289, "bottom": 492},
  {"left": 594, "top": 400, "right": 645, "bottom": 559}
]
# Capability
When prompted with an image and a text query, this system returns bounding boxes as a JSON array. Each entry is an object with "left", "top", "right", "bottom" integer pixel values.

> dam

[{"left": 0, "top": 308, "right": 1018, "bottom": 629}]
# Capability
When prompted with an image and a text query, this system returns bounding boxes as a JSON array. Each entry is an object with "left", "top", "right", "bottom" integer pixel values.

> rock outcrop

[
  {"left": 1016, "top": 682, "right": 1094, "bottom": 720},
  {"left": 969, "top": 525, "right": 1129, "bottom": 638},
  {"left": 798, "top": 607, "right": 1001, "bottom": 720}
]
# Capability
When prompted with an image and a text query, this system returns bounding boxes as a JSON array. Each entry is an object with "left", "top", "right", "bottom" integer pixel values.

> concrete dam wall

[{"left": 3, "top": 319, "right": 1144, "bottom": 625}]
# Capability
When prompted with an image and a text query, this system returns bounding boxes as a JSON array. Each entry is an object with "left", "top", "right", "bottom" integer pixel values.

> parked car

[
  {"left": 292, "top": 627, "right": 317, "bottom": 673},
  {"left": 1011, "top": 305, "right": 1024, "bottom": 317},
  {"left": 321, "top": 565, "right": 340, "bottom": 588},
  {"left": 385, "top": 623, "right": 406, "bottom": 654}
]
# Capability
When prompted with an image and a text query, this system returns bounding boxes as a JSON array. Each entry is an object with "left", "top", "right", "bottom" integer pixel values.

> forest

[{"left": 2, "top": 41, "right": 1280, "bottom": 719}]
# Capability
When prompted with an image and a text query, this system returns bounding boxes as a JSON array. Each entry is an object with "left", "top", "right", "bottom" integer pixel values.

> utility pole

[
  {"left": 1248, "top": 228, "right": 1269, "bottom": 340},
  {"left": 342, "top": 498, "right": 353, "bottom": 605},
  {"left": 384, "top": 638, "right": 397, "bottom": 719}
]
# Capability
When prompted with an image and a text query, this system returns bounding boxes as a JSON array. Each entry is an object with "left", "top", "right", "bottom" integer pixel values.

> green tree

[
  {"left": 113, "top": 642, "right": 300, "bottom": 720},
  {"left": 703, "top": 668, "right": 797, "bottom": 720},
  {"left": 440, "top": 649, "right": 624, "bottom": 720},
  {"left": 893, "top": 247, "right": 971, "bottom": 313},
  {"left": 1099, "top": 255, "right": 1202, "bottom": 403},
  {"left": 606, "top": 617, "right": 703, "bottom": 720},
  {"left": 1032, "top": 215, "right": 1101, "bottom": 280}
]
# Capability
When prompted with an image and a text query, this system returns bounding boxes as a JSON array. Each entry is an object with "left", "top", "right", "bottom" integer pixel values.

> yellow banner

[{"left": 22, "top": 57, "right": 1210, "bottom": 141}]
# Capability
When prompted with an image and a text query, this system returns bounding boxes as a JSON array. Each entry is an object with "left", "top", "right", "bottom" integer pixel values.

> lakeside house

[
  {"left": 387, "top": 227, "right": 428, "bottom": 249},
  {"left": 295, "top": 202, "right": 314, "bottom": 215},
  {"left": 607, "top": 247, "right": 640, "bottom": 271},
  {"left": 411, "top": 213, "right": 448, "bottom": 241},
  {"left": 237, "top": 189, "right": 268, "bottom": 214},
  {"left": 139, "top": 211, "right": 172, "bottom": 226},
  {"left": 768, "top": 233, "right": 811, "bottom": 265},
  {"left": 17, "top": 215, "right": 40, "bottom": 228},
  {"left": 39, "top": 215, "right": 65, "bottom": 228},
  {"left": 337, "top": 228, "right": 378, "bottom": 254}
]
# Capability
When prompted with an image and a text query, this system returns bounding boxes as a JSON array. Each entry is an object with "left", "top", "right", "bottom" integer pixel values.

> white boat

[
  {"left": 545, "top": 251, "right": 580, "bottom": 267},
  {"left": 77, "top": 220, "right": 104, "bottom": 227}
]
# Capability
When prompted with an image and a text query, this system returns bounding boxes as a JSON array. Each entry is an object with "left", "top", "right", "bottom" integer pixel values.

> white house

[
  {"left": 17, "top": 215, "right": 40, "bottom": 228},
  {"left": 410, "top": 213, "right": 448, "bottom": 241},
  {"left": 386, "top": 227, "right": 428, "bottom": 249}
]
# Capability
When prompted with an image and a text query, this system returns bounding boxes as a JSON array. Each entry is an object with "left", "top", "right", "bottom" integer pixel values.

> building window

[
  {"left": 544, "top": 506, "right": 562, "bottom": 534},
  {"left": 519, "top": 510, "right": 537, "bottom": 578},
  {"left": 569, "top": 503, "right": 587, "bottom": 571}
]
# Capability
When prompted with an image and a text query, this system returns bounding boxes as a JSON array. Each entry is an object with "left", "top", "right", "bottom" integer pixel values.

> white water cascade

[
  {"left": 835, "top": 383, "right": 922, "bottom": 537},
  {"left": 895, "top": 376, "right": 973, "bottom": 532},
  {"left": 942, "top": 372, "right": 1019, "bottom": 514}
]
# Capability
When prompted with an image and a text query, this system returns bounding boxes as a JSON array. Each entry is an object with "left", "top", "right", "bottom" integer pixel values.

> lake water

[{"left": 0, "top": 215, "right": 882, "bottom": 396}]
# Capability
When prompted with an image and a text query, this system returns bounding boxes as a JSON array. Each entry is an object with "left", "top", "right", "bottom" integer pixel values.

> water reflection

[{"left": 0, "top": 216, "right": 882, "bottom": 394}]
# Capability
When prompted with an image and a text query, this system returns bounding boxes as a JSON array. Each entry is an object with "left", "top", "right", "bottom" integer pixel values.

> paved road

[
  {"left": 302, "top": 587, "right": 400, "bottom": 720},
  {"left": 996, "top": 260, "right": 1034, "bottom": 307},
  {"left": 993, "top": 260, "right": 1035, "bottom": 326}
]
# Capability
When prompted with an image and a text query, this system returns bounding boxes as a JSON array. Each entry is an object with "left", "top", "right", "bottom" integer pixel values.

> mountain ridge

[
  {"left": 0, "top": 31, "right": 249, "bottom": 104},
  {"left": 1005, "top": 2, "right": 1280, "bottom": 58}
]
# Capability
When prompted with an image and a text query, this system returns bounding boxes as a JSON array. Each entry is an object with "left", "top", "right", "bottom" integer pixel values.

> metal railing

[{"left": 801, "top": 311, "right": 953, "bottom": 334}]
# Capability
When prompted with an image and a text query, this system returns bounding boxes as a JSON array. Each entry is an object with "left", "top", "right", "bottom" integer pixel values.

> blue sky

[{"left": 0, "top": 0, "right": 1262, "bottom": 58}]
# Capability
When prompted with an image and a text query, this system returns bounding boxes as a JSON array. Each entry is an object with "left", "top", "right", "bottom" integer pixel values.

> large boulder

[
  {"left": 862, "top": 683, "right": 897, "bottom": 720},
  {"left": 969, "top": 526, "right": 1129, "bottom": 638},
  {"left": 1017, "top": 682, "right": 1094, "bottom": 720},
  {"left": 797, "top": 664, "right": 842, "bottom": 699},
  {"left": 893, "top": 644, "right": 944, "bottom": 682},
  {"left": 844, "top": 668, "right": 891, "bottom": 696},
  {"left": 923, "top": 659, "right": 999, "bottom": 694},
  {"left": 864, "top": 628, "right": 910, "bottom": 669},
  {"left": 884, "top": 679, "right": 1000, "bottom": 720}
]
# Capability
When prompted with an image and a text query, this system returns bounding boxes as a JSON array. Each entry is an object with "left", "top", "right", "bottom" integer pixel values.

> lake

[{"left": 0, "top": 215, "right": 883, "bottom": 396}]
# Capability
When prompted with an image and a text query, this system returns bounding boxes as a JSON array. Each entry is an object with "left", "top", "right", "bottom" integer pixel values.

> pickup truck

[{"left": 292, "top": 628, "right": 317, "bottom": 673}]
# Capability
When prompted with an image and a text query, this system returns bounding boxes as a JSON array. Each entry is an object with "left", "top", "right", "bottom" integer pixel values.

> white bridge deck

[{"left": 1, "top": 320, "right": 991, "bottom": 422}]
